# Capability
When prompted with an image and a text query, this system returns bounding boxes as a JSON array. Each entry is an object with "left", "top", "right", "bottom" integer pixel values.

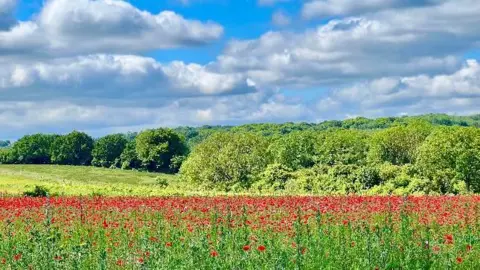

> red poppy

[
  {"left": 243, "top": 245, "right": 250, "bottom": 251},
  {"left": 467, "top": 244, "right": 473, "bottom": 252},
  {"left": 444, "top": 234, "right": 454, "bottom": 245},
  {"left": 165, "top": 242, "right": 172, "bottom": 247},
  {"left": 116, "top": 259, "right": 125, "bottom": 266},
  {"left": 14, "top": 253, "right": 22, "bottom": 261},
  {"left": 210, "top": 250, "right": 219, "bottom": 257},
  {"left": 138, "top": 257, "right": 144, "bottom": 264},
  {"left": 257, "top": 245, "right": 266, "bottom": 252},
  {"left": 456, "top": 257, "right": 463, "bottom": 264}
]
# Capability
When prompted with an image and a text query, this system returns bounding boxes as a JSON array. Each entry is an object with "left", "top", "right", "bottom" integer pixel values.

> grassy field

[{"left": 0, "top": 165, "right": 196, "bottom": 196}]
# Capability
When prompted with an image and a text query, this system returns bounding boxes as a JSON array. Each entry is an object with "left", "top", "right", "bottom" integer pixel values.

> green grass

[{"left": 0, "top": 165, "right": 196, "bottom": 196}]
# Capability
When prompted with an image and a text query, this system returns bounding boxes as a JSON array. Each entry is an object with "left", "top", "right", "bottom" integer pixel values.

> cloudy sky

[{"left": 1, "top": 0, "right": 480, "bottom": 139}]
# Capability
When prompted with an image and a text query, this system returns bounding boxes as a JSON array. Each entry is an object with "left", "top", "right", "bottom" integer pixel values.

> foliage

[
  {"left": 50, "top": 131, "right": 94, "bottom": 165},
  {"left": 11, "top": 134, "right": 58, "bottom": 164},
  {"left": 417, "top": 127, "right": 480, "bottom": 193},
  {"left": 23, "top": 185, "right": 50, "bottom": 197},
  {"left": 135, "top": 128, "right": 187, "bottom": 172},
  {"left": 119, "top": 140, "right": 142, "bottom": 170},
  {"left": 91, "top": 134, "right": 128, "bottom": 168},
  {"left": 252, "top": 163, "right": 293, "bottom": 191},
  {"left": 180, "top": 132, "right": 270, "bottom": 190},
  {"left": 368, "top": 121, "right": 432, "bottom": 165},
  {"left": 315, "top": 130, "right": 369, "bottom": 166},
  {"left": 268, "top": 131, "right": 318, "bottom": 170}
]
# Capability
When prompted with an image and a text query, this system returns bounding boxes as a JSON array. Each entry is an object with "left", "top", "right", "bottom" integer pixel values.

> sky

[{"left": 1, "top": 0, "right": 480, "bottom": 139}]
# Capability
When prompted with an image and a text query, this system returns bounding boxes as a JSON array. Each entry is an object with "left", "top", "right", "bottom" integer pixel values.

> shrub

[{"left": 23, "top": 185, "right": 50, "bottom": 197}]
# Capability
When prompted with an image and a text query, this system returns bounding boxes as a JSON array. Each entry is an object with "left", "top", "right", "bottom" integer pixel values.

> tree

[
  {"left": 316, "top": 130, "right": 369, "bottom": 166},
  {"left": 11, "top": 134, "right": 58, "bottom": 164},
  {"left": 417, "top": 127, "right": 480, "bottom": 193},
  {"left": 91, "top": 134, "right": 128, "bottom": 168},
  {"left": 50, "top": 131, "right": 94, "bottom": 165},
  {"left": 135, "top": 128, "right": 187, "bottom": 172},
  {"left": 368, "top": 121, "right": 432, "bottom": 165},
  {"left": 120, "top": 140, "right": 142, "bottom": 170},
  {"left": 180, "top": 132, "right": 270, "bottom": 190},
  {"left": 268, "top": 131, "right": 318, "bottom": 170}
]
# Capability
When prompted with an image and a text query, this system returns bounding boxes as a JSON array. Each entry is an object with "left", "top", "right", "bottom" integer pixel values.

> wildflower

[
  {"left": 444, "top": 234, "right": 454, "bottom": 245},
  {"left": 116, "top": 259, "right": 124, "bottom": 266},
  {"left": 243, "top": 245, "right": 251, "bottom": 251},
  {"left": 301, "top": 247, "right": 307, "bottom": 255},
  {"left": 138, "top": 257, "right": 144, "bottom": 264},
  {"left": 467, "top": 244, "right": 473, "bottom": 252},
  {"left": 102, "top": 220, "right": 108, "bottom": 229},
  {"left": 14, "top": 253, "right": 22, "bottom": 261},
  {"left": 1, "top": 258, "right": 6, "bottom": 264},
  {"left": 149, "top": 236, "right": 158, "bottom": 243},
  {"left": 165, "top": 242, "right": 172, "bottom": 248},
  {"left": 54, "top": 255, "right": 62, "bottom": 261},
  {"left": 257, "top": 245, "right": 266, "bottom": 252},
  {"left": 210, "top": 250, "right": 219, "bottom": 257},
  {"left": 456, "top": 257, "right": 463, "bottom": 264},
  {"left": 351, "top": 241, "right": 356, "bottom": 247}
]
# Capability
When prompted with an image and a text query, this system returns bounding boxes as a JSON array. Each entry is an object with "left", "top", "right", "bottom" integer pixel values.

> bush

[
  {"left": 252, "top": 163, "right": 293, "bottom": 192},
  {"left": 23, "top": 185, "right": 50, "bottom": 197}
]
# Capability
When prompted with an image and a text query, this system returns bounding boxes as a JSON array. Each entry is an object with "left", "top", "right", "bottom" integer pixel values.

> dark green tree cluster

[{"left": 0, "top": 128, "right": 187, "bottom": 173}]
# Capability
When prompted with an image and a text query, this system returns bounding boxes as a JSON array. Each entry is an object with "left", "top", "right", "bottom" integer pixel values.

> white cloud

[
  {"left": 0, "top": 54, "right": 255, "bottom": 103},
  {"left": 214, "top": 0, "right": 480, "bottom": 89},
  {"left": 0, "top": 90, "right": 311, "bottom": 138},
  {"left": 317, "top": 60, "right": 480, "bottom": 118},
  {"left": 272, "top": 10, "right": 291, "bottom": 26},
  {"left": 0, "top": 0, "right": 223, "bottom": 57}
]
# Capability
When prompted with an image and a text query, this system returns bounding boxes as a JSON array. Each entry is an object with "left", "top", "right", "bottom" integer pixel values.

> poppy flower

[
  {"left": 14, "top": 254, "right": 22, "bottom": 261},
  {"left": 257, "top": 245, "right": 266, "bottom": 252},
  {"left": 210, "top": 250, "right": 219, "bottom": 257},
  {"left": 243, "top": 245, "right": 250, "bottom": 251},
  {"left": 456, "top": 257, "right": 463, "bottom": 264}
]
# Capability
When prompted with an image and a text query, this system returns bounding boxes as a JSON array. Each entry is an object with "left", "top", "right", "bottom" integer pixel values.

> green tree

[
  {"left": 180, "top": 132, "right": 270, "bottom": 190},
  {"left": 91, "top": 134, "right": 128, "bottom": 168},
  {"left": 50, "top": 131, "right": 94, "bottom": 165},
  {"left": 268, "top": 131, "right": 318, "bottom": 170},
  {"left": 120, "top": 140, "right": 142, "bottom": 170},
  {"left": 368, "top": 121, "right": 432, "bottom": 165},
  {"left": 11, "top": 134, "right": 58, "bottom": 164},
  {"left": 417, "top": 127, "right": 480, "bottom": 193},
  {"left": 135, "top": 128, "right": 187, "bottom": 172},
  {"left": 316, "top": 130, "right": 369, "bottom": 166}
]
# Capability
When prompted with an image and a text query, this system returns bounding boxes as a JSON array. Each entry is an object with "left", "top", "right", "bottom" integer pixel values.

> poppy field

[{"left": 0, "top": 196, "right": 479, "bottom": 269}]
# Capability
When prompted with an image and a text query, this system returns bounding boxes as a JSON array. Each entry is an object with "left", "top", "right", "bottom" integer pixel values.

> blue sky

[{"left": 1, "top": 0, "right": 480, "bottom": 139}]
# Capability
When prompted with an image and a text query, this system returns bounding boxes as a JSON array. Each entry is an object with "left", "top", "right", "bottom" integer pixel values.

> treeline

[
  {"left": 1, "top": 114, "right": 480, "bottom": 195},
  {"left": 0, "top": 130, "right": 187, "bottom": 173},
  {"left": 175, "top": 113, "right": 480, "bottom": 147},
  {"left": 181, "top": 121, "right": 480, "bottom": 195}
]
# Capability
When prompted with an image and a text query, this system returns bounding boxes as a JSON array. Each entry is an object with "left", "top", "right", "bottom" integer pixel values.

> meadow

[{"left": 0, "top": 195, "right": 479, "bottom": 269}]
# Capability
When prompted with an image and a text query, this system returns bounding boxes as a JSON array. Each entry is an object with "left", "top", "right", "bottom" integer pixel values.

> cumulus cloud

[
  {"left": 317, "top": 60, "right": 480, "bottom": 118},
  {"left": 214, "top": 0, "right": 480, "bottom": 89},
  {"left": 0, "top": 55, "right": 255, "bottom": 104},
  {"left": 0, "top": 90, "right": 311, "bottom": 138},
  {"left": 0, "top": 0, "right": 223, "bottom": 57}
]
